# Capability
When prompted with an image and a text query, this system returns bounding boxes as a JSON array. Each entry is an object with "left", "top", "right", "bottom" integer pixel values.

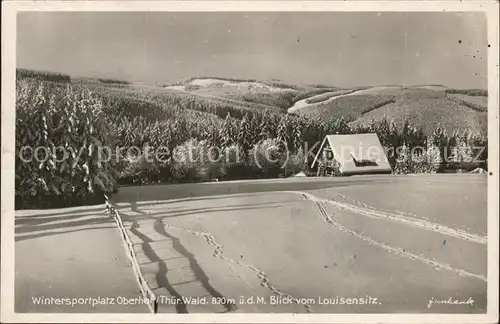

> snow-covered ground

[
  {"left": 15, "top": 172, "right": 487, "bottom": 314},
  {"left": 109, "top": 174, "right": 487, "bottom": 313}
]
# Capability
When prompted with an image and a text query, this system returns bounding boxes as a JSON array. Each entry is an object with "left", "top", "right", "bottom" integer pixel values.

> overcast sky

[{"left": 17, "top": 12, "right": 487, "bottom": 88}]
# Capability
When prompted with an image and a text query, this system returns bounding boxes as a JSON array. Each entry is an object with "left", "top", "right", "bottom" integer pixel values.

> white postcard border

[{"left": 2, "top": 1, "right": 498, "bottom": 323}]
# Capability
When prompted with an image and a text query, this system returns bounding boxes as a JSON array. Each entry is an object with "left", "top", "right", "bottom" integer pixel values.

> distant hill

[
  {"left": 288, "top": 85, "right": 488, "bottom": 137},
  {"left": 110, "top": 76, "right": 490, "bottom": 136},
  {"left": 18, "top": 69, "right": 488, "bottom": 137},
  {"left": 163, "top": 77, "right": 342, "bottom": 111}
]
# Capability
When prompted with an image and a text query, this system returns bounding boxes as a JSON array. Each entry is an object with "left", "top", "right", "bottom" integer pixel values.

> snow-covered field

[{"left": 15, "top": 175, "right": 488, "bottom": 313}]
